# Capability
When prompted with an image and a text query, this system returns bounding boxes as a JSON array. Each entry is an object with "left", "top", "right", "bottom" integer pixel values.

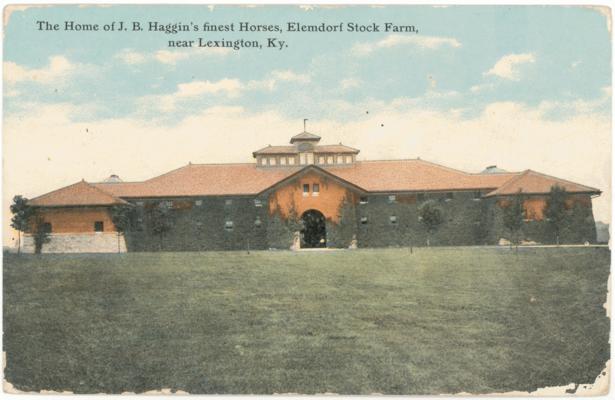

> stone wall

[{"left": 21, "top": 232, "right": 126, "bottom": 253}]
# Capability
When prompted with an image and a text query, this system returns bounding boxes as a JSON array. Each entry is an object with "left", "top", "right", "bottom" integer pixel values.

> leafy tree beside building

[
  {"left": 418, "top": 200, "right": 443, "bottom": 246},
  {"left": 10, "top": 195, "right": 35, "bottom": 254},
  {"left": 544, "top": 185, "right": 567, "bottom": 245},
  {"left": 502, "top": 190, "right": 525, "bottom": 249}
]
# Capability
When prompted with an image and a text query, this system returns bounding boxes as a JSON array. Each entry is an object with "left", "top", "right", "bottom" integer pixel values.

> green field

[{"left": 3, "top": 247, "right": 610, "bottom": 394}]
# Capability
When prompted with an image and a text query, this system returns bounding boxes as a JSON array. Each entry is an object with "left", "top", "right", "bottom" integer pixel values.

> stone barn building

[{"left": 22, "top": 131, "right": 600, "bottom": 253}]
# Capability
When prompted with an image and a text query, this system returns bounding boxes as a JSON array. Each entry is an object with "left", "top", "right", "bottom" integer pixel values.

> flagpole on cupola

[{"left": 303, "top": 118, "right": 308, "bottom": 132}]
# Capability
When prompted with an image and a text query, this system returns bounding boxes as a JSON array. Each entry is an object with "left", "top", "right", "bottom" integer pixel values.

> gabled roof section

[
  {"left": 136, "top": 163, "right": 302, "bottom": 197},
  {"left": 324, "top": 159, "right": 520, "bottom": 192},
  {"left": 484, "top": 170, "right": 601, "bottom": 197},
  {"left": 29, "top": 180, "right": 129, "bottom": 207},
  {"left": 290, "top": 131, "right": 321, "bottom": 143},
  {"left": 258, "top": 164, "right": 367, "bottom": 195}
]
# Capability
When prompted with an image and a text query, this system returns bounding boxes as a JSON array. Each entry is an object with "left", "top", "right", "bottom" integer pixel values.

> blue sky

[
  {"left": 2, "top": 5, "right": 612, "bottom": 244},
  {"left": 4, "top": 5, "right": 610, "bottom": 121}
]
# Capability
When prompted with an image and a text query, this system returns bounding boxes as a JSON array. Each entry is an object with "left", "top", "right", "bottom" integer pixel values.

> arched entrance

[{"left": 301, "top": 209, "right": 326, "bottom": 248}]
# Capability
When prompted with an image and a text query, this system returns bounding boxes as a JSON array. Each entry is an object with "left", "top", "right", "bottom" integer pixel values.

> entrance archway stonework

[{"left": 300, "top": 209, "right": 327, "bottom": 248}]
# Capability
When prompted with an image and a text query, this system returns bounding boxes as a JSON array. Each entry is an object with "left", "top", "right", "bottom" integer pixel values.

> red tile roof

[
  {"left": 484, "top": 170, "right": 600, "bottom": 197},
  {"left": 29, "top": 180, "right": 128, "bottom": 207},
  {"left": 324, "top": 160, "right": 519, "bottom": 192},
  {"left": 30, "top": 160, "right": 599, "bottom": 206}
]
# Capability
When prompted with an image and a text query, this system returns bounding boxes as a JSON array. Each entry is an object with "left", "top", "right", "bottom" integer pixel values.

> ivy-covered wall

[{"left": 121, "top": 192, "right": 598, "bottom": 251}]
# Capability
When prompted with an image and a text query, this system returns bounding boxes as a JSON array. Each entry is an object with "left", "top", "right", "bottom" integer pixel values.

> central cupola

[{"left": 253, "top": 123, "right": 360, "bottom": 168}]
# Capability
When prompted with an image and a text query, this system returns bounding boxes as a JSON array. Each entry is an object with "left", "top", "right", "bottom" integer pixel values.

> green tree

[
  {"left": 502, "top": 191, "right": 525, "bottom": 249},
  {"left": 10, "top": 195, "right": 34, "bottom": 254},
  {"left": 110, "top": 205, "right": 134, "bottom": 253},
  {"left": 150, "top": 202, "right": 172, "bottom": 250},
  {"left": 418, "top": 200, "right": 443, "bottom": 246},
  {"left": 544, "top": 185, "right": 568, "bottom": 245},
  {"left": 32, "top": 216, "right": 51, "bottom": 254}
]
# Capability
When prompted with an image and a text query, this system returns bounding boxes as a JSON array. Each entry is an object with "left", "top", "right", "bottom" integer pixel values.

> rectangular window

[
  {"left": 337, "top": 155, "right": 344, "bottom": 164},
  {"left": 388, "top": 195, "right": 397, "bottom": 203},
  {"left": 254, "top": 217, "right": 262, "bottom": 227},
  {"left": 288, "top": 157, "right": 295, "bottom": 165},
  {"left": 225, "top": 221, "right": 234, "bottom": 230},
  {"left": 319, "top": 156, "right": 325, "bottom": 164},
  {"left": 445, "top": 192, "right": 454, "bottom": 201},
  {"left": 327, "top": 156, "right": 334, "bottom": 164},
  {"left": 254, "top": 199, "right": 262, "bottom": 207},
  {"left": 225, "top": 199, "right": 233, "bottom": 206},
  {"left": 136, "top": 201, "right": 144, "bottom": 207},
  {"left": 195, "top": 200, "right": 203, "bottom": 206},
  {"left": 270, "top": 157, "right": 277, "bottom": 166},
  {"left": 94, "top": 221, "right": 104, "bottom": 232},
  {"left": 42, "top": 222, "right": 52, "bottom": 234},
  {"left": 360, "top": 196, "right": 368, "bottom": 204},
  {"left": 473, "top": 190, "right": 481, "bottom": 200},
  {"left": 303, "top": 183, "right": 310, "bottom": 196},
  {"left": 360, "top": 216, "right": 368, "bottom": 225},
  {"left": 259, "top": 157, "right": 265, "bottom": 165},
  {"left": 312, "top": 183, "right": 320, "bottom": 196},
  {"left": 306, "top": 153, "right": 314, "bottom": 164},
  {"left": 345, "top": 155, "right": 353, "bottom": 164},
  {"left": 280, "top": 157, "right": 287, "bottom": 165},
  {"left": 389, "top": 215, "right": 398, "bottom": 224},
  {"left": 300, "top": 153, "right": 307, "bottom": 165},
  {"left": 161, "top": 200, "right": 173, "bottom": 208}
]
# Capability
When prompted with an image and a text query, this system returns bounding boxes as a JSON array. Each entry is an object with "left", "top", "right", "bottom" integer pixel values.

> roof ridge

[
  {"left": 523, "top": 169, "right": 600, "bottom": 192},
  {"left": 28, "top": 180, "right": 87, "bottom": 202},
  {"left": 87, "top": 182, "right": 129, "bottom": 204}
]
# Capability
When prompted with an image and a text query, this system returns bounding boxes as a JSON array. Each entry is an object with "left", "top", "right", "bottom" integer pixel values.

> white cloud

[
  {"left": 114, "top": 47, "right": 232, "bottom": 66},
  {"left": 114, "top": 49, "right": 148, "bottom": 65},
  {"left": 352, "top": 34, "right": 461, "bottom": 56},
  {"left": 176, "top": 79, "right": 243, "bottom": 98},
  {"left": 340, "top": 78, "right": 361, "bottom": 90},
  {"left": 484, "top": 53, "right": 536, "bottom": 81},
  {"left": 139, "top": 69, "right": 311, "bottom": 112},
  {"left": 470, "top": 82, "right": 497, "bottom": 93},
  {"left": 4, "top": 55, "right": 75, "bottom": 85},
  {"left": 270, "top": 70, "right": 310, "bottom": 84}
]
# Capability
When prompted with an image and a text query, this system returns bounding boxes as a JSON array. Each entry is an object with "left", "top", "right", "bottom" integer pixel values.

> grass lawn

[{"left": 2, "top": 247, "right": 610, "bottom": 394}]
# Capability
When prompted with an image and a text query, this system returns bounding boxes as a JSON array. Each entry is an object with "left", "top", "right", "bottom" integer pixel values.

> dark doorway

[{"left": 301, "top": 209, "right": 326, "bottom": 248}]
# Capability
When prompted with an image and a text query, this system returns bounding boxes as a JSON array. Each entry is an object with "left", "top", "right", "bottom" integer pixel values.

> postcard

[{"left": 2, "top": 3, "right": 611, "bottom": 395}]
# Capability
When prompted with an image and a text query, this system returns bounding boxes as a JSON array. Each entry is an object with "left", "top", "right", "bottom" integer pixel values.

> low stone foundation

[{"left": 21, "top": 233, "right": 127, "bottom": 253}]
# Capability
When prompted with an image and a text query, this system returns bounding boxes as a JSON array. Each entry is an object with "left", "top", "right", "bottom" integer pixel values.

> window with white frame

[
  {"left": 389, "top": 215, "right": 398, "bottom": 224},
  {"left": 312, "top": 183, "right": 320, "bottom": 196},
  {"left": 360, "top": 216, "right": 368, "bottom": 225},
  {"left": 195, "top": 200, "right": 203, "bottom": 206},
  {"left": 225, "top": 221, "right": 234, "bottom": 230},
  {"left": 388, "top": 195, "right": 396, "bottom": 203},
  {"left": 254, "top": 199, "right": 262, "bottom": 207},
  {"left": 303, "top": 184, "right": 310, "bottom": 196}
]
